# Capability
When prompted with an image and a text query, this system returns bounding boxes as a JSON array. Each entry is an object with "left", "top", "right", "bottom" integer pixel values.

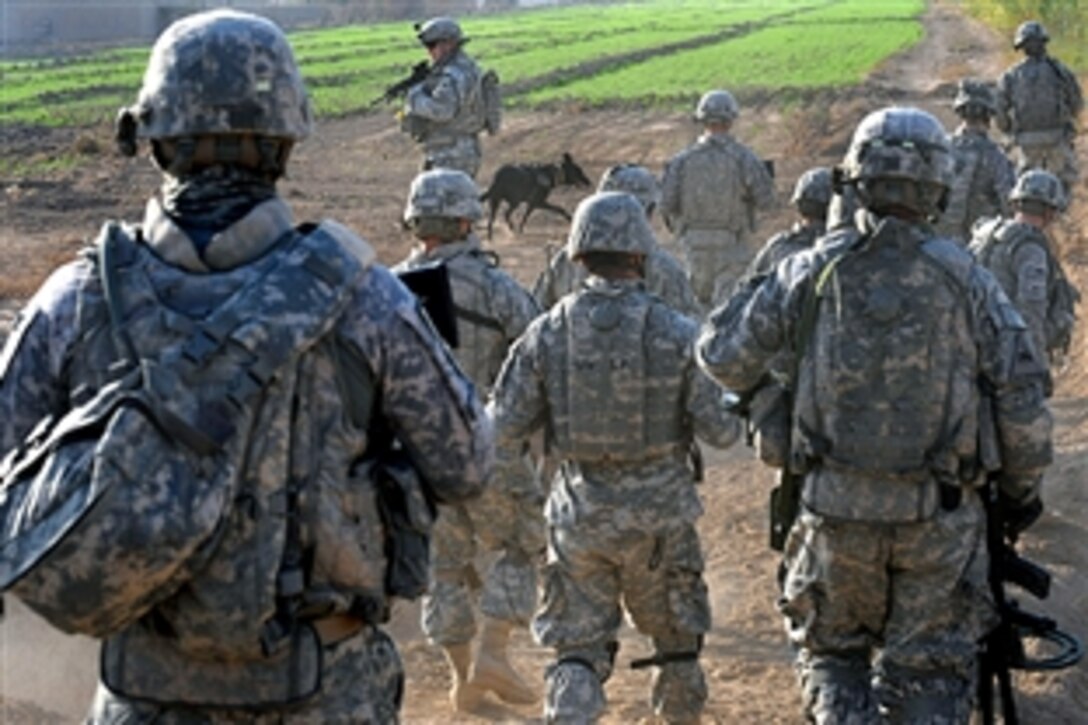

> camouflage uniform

[
  {"left": 490, "top": 193, "right": 740, "bottom": 724},
  {"left": 937, "top": 80, "right": 1015, "bottom": 242},
  {"left": 535, "top": 164, "right": 698, "bottom": 316},
  {"left": 970, "top": 169, "right": 1078, "bottom": 365},
  {"left": 0, "top": 12, "right": 491, "bottom": 723},
  {"left": 995, "top": 22, "right": 1083, "bottom": 192},
  {"left": 742, "top": 167, "right": 833, "bottom": 281},
  {"left": 394, "top": 234, "right": 543, "bottom": 646},
  {"left": 402, "top": 18, "right": 486, "bottom": 178},
  {"left": 698, "top": 108, "right": 1052, "bottom": 723},
  {"left": 395, "top": 168, "right": 542, "bottom": 709},
  {"left": 661, "top": 91, "right": 775, "bottom": 308}
]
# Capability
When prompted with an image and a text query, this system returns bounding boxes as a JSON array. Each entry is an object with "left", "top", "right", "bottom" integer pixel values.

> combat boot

[
  {"left": 443, "top": 642, "right": 483, "bottom": 712},
  {"left": 471, "top": 617, "right": 539, "bottom": 705}
]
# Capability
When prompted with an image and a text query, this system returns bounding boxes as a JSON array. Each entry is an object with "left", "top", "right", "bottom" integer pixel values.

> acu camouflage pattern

[
  {"left": 936, "top": 125, "right": 1015, "bottom": 241},
  {"left": 403, "top": 167, "right": 484, "bottom": 222},
  {"left": 742, "top": 220, "right": 825, "bottom": 281},
  {"left": 697, "top": 209, "right": 1052, "bottom": 723},
  {"left": 128, "top": 10, "right": 312, "bottom": 141},
  {"left": 970, "top": 216, "right": 1079, "bottom": 361},
  {"left": 394, "top": 233, "right": 542, "bottom": 645},
  {"left": 403, "top": 47, "right": 486, "bottom": 178},
  {"left": 567, "top": 191, "right": 656, "bottom": 258},
  {"left": 995, "top": 50, "right": 1083, "bottom": 189},
  {"left": 0, "top": 197, "right": 490, "bottom": 719},
  {"left": 661, "top": 132, "right": 775, "bottom": 306},
  {"left": 489, "top": 277, "right": 739, "bottom": 723}
]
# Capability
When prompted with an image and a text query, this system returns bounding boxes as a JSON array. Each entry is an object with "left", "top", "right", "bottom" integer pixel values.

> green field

[{"left": 0, "top": 0, "right": 925, "bottom": 128}]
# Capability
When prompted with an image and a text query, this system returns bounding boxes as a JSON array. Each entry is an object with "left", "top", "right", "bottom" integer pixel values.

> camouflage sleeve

[
  {"left": 652, "top": 252, "right": 700, "bottom": 317},
  {"left": 0, "top": 261, "right": 91, "bottom": 455},
  {"left": 660, "top": 158, "right": 682, "bottom": 228},
  {"left": 406, "top": 66, "right": 468, "bottom": 123},
  {"left": 971, "top": 265, "right": 1052, "bottom": 501},
  {"left": 532, "top": 248, "right": 572, "bottom": 310},
  {"left": 1059, "top": 60, "right": 1084, "bottom": 115},
  {"left": 994, "top": 72, "right": 1014, "bottom": 134},
  {"left": 343, "top": 265, "right": 492, "bottom": 504},
  {"left": 696, "top": 260, "right": 801, "bottom": 393},
  {"left": 1011, "top": 241, "right": 1051, "bottom": 358},
  {"left": 489, "top": 269, "right": 541, "bottom": 341},
  {"left": 743, "top": 148, "right": 776, "bottom": 211},
  {"left": 989, "top": 146, "right": 1016, "bottom": 216},
  {"left": 487, "top": 318, "right": 549, "bottom": 446},
  {"left": 745, "top": 233, "right": 785, "bottom": 278},
  {"left": 686, "top": 364, "right": 742, "bottom": 450}
]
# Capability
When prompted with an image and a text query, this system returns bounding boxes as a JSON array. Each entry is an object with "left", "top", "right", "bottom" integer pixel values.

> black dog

[{"left": 479, "top": 152, "right": 592, "bottom": 238}]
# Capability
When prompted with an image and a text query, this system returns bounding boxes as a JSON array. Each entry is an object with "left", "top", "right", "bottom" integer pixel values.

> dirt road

[{"left": 1, "top": 2, "right": 1084, "bottom": 722}]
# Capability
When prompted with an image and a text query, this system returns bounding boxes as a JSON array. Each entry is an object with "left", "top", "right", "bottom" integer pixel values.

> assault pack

[{"left": 0, "top": 220, "right": 440, "bottom": 706}]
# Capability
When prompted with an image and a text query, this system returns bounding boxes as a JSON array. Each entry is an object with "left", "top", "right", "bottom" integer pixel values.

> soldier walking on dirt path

[
  {"left": 490, "top": 191, "right": 741, "bottom": 724},
  {"left": 661, "top": 90, "right": 775, "bottom": 311},
  {"left": 0, "top": 10, "right": 491, "bottom": 722},
  {"left": 698, "top": 107, "right": 1052, "bottom": 722},
  {"left": 970, "top": 168, "right": 1080, "bottom": 369},
  {"left": 995, "top": 20, "right": 1083, "bottom": 196},
  {"left": 399, "top": 17, "right": 491, "bottom": 179},
  {"left": 937, "top": 79, "right": 1015, "bottom": 242},
  {"left": 393, "top": 169, "right": 544, "bottom": 713},
  {"left": 534, "top": 163, "right": 699, "bottom": 317}
]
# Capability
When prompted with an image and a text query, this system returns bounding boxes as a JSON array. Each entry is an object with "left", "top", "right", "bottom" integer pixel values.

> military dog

[{"left": 480, "top": 152, "right": 592, "bottom": 238}]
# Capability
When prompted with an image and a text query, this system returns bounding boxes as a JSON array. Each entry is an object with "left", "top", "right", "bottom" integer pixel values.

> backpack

[
  {"left": 479, "top": 68, "right": 502, "bottom": 135},
  {"left": 0, "top": 220, "right": 390, "bottom": 705}
]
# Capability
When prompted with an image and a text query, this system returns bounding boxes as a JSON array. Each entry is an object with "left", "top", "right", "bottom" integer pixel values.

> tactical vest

[
  {"left": 444, "top": 249, "right": 513, "bottom": 389},
  {"left": 1008, "top": 59, "right": 1068, "bottom": 133},
  {"left": 939, "top": 136, "right": 984, "bottom": 240},
  {"left": 674, "top": 139, "right": 747, "bottom": 232},
  {"left": 970, "top": 219, "right": 1079, "bottom": 357},
  {"left": 793, "top": 226, "right": 978, "bottom": 493},
  {"left": 549, "top": 289, "right": 688, "bottom": 463}
]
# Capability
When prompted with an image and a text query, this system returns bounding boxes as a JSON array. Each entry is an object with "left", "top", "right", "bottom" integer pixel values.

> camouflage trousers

[
  {"left": 422, "top": 447, "right": 545, "bottom": 646},
  {"left": 779, "top": 495, "right": 995, "bottom": 724},
  {"left": 677, "top": 228, "right": 749, "bottom": 309},
  {"left": 534, "top": 516, "right": 710, "bottom": 724},
  {"left": 1012, "top": 139, "right": 1078, "bottom": 194},
  {"left": 421, "top": 135, "right": 482, "bottom": 179},
  {"left": 88, "top": 625, "right": 404, "bottom": 723}
]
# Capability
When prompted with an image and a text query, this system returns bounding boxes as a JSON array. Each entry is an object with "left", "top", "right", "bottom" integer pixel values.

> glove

[{"left": 1000, "top": 492, "right": 1043, "bottom": 542}]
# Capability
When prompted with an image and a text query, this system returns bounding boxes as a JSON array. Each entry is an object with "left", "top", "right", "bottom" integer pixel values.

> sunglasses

[{"left": 424, "top": 40, "right": 440, "bottom": 49}]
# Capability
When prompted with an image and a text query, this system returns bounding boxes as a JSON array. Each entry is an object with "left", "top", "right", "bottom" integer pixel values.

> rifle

[
  {"left": 369, "top": 60, "right": 430, "bottom": 108},
  {"left": 397, "top": 262, "right": 459, "bottom": 349},
  {"left": 977, "top": 480, "right": 1083, "bottom": 725}
]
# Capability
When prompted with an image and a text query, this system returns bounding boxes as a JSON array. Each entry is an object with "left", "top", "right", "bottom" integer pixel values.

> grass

[
  {"left": 0, "top": 0, "right": 924, "bottom": 128},
  {"left": 964, "top": 0, "right": 1088, "bottom": 71}
]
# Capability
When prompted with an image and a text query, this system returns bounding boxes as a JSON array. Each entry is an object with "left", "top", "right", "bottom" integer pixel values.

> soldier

[
  {"left": 970, "top": 168, "right": 1080, "bottom": 366},
  {"left": 742, "top": 166, "right": 832, "bottom": 279},
  {"left": 399, "top": 17, "right": 489, "bottom": 178},
  {"left": 0, "top": 10, "right": 490, "bottom": 722},
  {"left": 393, "top": 168, "right": 543, "bottom": 712},
  {"left": 490, "top": 192, "right": 741, "bottom": 724},
  {"left": 661, "top": 90, "right": 775, "bottom": 309},
  {"left": 995, "top": 20, "right": 1083, "bottom": 194},
  {"left": 937, "top": 79, "right": 1016, "bottom": 242},
  {"left": 698, "top": 107, "right": 1052, "bottom": 722},
  {"left": 533, "top": 163, "right": 699, "bottom": 316}
]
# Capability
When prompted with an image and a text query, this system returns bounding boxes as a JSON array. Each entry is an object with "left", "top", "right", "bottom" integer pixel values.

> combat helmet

[
  {"left": 790, "top": 167, "right": 833, "bottom": 219},
  {"left": 1013, "top": 20, "right": 1049, "bottom": 49},
  {"left": 567, "top": 191, "right": 656, "bottom": 259},
  {"left": 953, "top": 79, "right": 997, "bottom": 118},
  {"left": 404, "top": 168, "right": 482, "bottom": 239},
  {"left": 1010, "top": 168, "right": 1067, "bottom": 212},
  {"left": 694, "top": 90, "right": 739, "bottom": 124},
  {"left": 416, "top": 17, "right": 465, "bottom": 45},
  {"left": 598, "top": 164, "right": 660, "bottom": 214},
  {"left": 119, "top": 11, "right": 310, "bottom": 149},
  {"left": 840, "top": 106, "right": 953, "bottom": 219}
]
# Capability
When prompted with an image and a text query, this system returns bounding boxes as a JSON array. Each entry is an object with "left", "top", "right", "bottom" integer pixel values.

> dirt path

[{"left": 2, "top": 2, "right": 1085, "bottom": 722}]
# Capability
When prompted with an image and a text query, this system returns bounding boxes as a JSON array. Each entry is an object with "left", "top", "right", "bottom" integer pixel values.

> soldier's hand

[{"left": 1001, "top": 491, "right": 1044, "bottom": 542}]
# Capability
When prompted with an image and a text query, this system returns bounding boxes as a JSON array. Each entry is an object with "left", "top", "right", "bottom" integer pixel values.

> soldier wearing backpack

[
  {"left": 936, "top": 79, "right": 1016, "bottom": 242},
  {"left": 0, "top": 11, "right": 491, "bottom": 722},
  {"left": 995, "top": 20, "right": 1083, "bottom": 194},
  {"left": 399, "top": 17, "right": 501, "bottom": 179},
  {"left": 698, "top": 107, "right": 1052, "bottom": 722},
  {"left": 970, "top": 168, "right": 1080, "bottom": 367},
  {"left": 394, "top": 169, "right": 543, "bottom": 712}
]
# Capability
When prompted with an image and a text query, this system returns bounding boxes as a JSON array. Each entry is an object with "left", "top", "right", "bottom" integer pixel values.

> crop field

[{"left": 0, "top": 0, "right": 924, "bottom": 128}]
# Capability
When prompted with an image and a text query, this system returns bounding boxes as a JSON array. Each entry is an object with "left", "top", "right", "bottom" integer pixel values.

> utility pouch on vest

[{"left": 372, "top": 450, "right": 436, "bottom": 600}]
